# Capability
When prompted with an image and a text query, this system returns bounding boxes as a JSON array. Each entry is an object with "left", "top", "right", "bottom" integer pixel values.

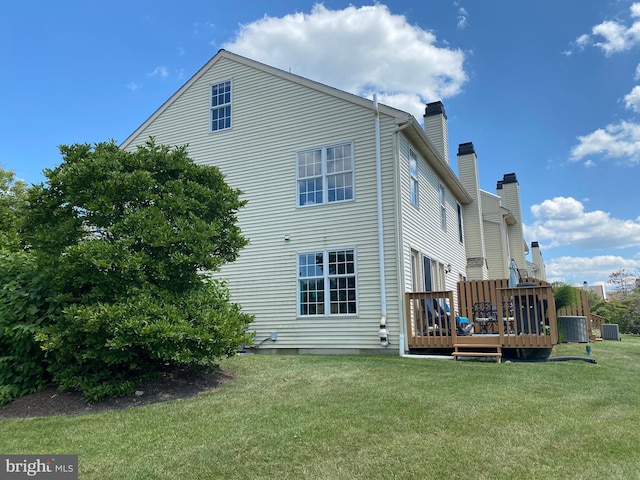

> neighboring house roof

[{"left": 120, "top": 49, "right": 472, "bottom": 205}]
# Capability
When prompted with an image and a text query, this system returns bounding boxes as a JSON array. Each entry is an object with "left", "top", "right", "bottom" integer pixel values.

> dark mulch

[{"left": 0, "top": 366, "right": 233, "bottom": 420}]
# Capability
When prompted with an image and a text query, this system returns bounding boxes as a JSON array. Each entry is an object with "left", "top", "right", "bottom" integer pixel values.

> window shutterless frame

[
  {"left": 297, "top": 248, "right": 358, "bottom": 316},
  {"left": 296, "top": 142, "right": 354, "bottom": 207},
  {"left": 210, "top": 80, "right": 232, "bottom": 132}
]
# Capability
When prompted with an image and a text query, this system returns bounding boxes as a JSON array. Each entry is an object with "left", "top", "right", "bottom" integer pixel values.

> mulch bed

[{"left": 0, "top": 367, "right": 233, "bottom": 420}]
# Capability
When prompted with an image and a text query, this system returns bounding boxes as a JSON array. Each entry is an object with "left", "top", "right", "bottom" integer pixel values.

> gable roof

[
  {"left": 120, "top": 49, "right": 471, "bottom": 204},
  {"left": 122, "top": 49, "right": 408, "bottom": 148}
]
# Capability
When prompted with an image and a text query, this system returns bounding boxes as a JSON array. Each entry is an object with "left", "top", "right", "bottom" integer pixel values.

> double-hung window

[
  {"left": 409, "top": 150, "right": 419, "bottom": 207},
  {"left": 210, "top": 80, "right": 231, "bottom": 131},
  {"left": 297, "top": 143, "right": 353, "bottom": 206},
  {"left": 298, "top": 249, "right": 357, "bottom": 316}
]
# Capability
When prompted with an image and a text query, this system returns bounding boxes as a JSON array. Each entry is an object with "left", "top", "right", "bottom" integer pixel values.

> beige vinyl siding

[
  {"left": 457, "top": 156, "right": 485, "bottom": 261},
  {"left": 481, "top": 191, "right": 509, "bottom": 279},
  {"left": 397, "top": 134, "right": 466, "bottom": 299},
  {"left": 124, "top": 55, "right": 400, "bottom": 351}
]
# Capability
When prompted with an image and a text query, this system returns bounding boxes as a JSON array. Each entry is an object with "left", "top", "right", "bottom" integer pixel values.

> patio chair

[
  {"left": 472, "top": 302, "right": 498, "bottom": 334},
  {"left": 418, "top": 299, "right": 436, "bottom": 335},
  {"left": 426, "top": 299, "right": 451, "bottom": 336}
]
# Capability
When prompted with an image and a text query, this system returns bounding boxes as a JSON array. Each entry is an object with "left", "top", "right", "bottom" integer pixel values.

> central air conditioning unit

[{"left": 601, "top": 324, "right": 621, "bottom": 341}]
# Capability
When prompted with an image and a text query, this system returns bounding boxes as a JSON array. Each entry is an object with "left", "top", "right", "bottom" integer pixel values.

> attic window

[{"left": 210, "top": 80, "right": 231, "bottom": 131}]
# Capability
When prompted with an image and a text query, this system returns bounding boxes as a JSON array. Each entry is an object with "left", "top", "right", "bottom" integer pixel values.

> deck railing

[
  {"left": 405, "top": 291, "right": 456, "bottom": 348},
  {"left": 405, "top": 278, "right": 558, "bottom": 350},
  {"left": 495, "top": 286, "right": 558, "bottom": 348}
]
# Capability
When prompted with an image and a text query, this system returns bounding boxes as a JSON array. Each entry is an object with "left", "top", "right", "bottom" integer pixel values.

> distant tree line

[{"left": 589, "top": 269, "right": 640, "bottom": 334}]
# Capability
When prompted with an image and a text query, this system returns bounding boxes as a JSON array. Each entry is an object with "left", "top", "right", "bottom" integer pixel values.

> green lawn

[{"left": 2, "top": 337, "right": 640, "bottom": 479}]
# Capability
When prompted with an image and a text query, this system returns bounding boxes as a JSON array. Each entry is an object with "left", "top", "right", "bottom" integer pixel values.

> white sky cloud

[
  {"left": 592, "top": 20, "right": 635, "bottom": 55},
  {"left": 148, "top": 66, "right": 169, "bottom": 78},
  {"left": 570, "top": 120, "right": 640, "bottom": 165},
  {"left": 126, "top": 81, "right": 142, "bottom": 91},
  {"left": 569, "top": 5, "right": 640, "bottom": 165},
  {"left": 457, "top": 7, "right": 468, "bottom": 30},
  {"left": 625, "top": 85, "right": 640, "bottom": 111},
  {"left": 545, "top": 254, "right": 640, "bottom": 285},
  {"left": 575, "top": 33, "right": 591, "bottom": 48},
  {"left": 222, "top": 4, "right": 467, "bottom": 120},
  {"left": 572, "top": 3, "right": 640, "bottom": 56},
  {"left": 525, "top": 196, "right": 640, "bottom": 250}
]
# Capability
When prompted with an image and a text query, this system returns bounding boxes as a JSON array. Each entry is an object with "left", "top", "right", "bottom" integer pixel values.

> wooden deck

[{"left": 405, "top": 278, "right": 558, "bottom": 354}]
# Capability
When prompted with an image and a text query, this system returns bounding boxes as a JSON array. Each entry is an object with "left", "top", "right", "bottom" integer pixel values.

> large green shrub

[
  {"left": 0, "top": 251, "right": 58, "bottom": 404},
  {"left": 22, "top": 140, "right": 253, "bottom": 402},
  {"left": 37, "top": 280, "right": 253, "bottom": 402}
]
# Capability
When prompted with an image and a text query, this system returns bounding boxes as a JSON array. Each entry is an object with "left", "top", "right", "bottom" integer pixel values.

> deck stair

[{"left": 453, "top": 343, "right": 502, "bottom": 363}]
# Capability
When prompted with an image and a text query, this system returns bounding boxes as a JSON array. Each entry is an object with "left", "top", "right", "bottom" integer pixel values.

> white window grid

[
  {"left": 297, "top": 143, "right": 354, "bottom": 206},
  {"left": 210, "top": 80, "right": 231, "bottom": 131},
  {"left": 298, "top": 248, "right": 357, "bottom": 316}
]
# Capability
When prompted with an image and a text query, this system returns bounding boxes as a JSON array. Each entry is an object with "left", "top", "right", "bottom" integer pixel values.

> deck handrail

[
  {"left": 405, "top": 280, "right": 558, "bottom": 351},
  {"left": 496, "top": 285, "right": 558, "bottom": 347},
  {"left": 405, "top": 291, "right": 456, "bottom": 348}
]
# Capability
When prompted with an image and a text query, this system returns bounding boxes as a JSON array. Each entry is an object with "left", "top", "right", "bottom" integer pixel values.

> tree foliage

[
  {"left": 608, "top": 269, "right": 635, "bottom": 299},
  {"left": 619, "top": 287, "right": 640, "bottom": 334},
  {"left": 23, "top": 140, "right": 253, "bottom": 401},
  {"left": 24, "top": 140, "right": 249, "bottom": 300},
  {"left": 553, "top": 283, "right": 580, "bottom": 312},
  {"left": 0, "top": 251, "right": 58, "bottom": 404},
  {"left": 0, "top": 167, "right": 28, "bottom": 252}
]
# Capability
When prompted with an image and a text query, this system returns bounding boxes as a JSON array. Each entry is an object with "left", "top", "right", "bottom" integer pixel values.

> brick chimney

[{"left": 424, "top": 101, "right": 450, "bottom": 165}]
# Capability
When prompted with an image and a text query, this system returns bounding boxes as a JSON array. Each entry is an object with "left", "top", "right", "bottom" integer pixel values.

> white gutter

[
  {"left": 392, "top": 119, "right": 453, "bottom": 360},
  {"left": 392, "top": 119, "right": 413, "bottom": 355},
  {"left": 377, "top": 111, "right": 454, "bottom": 360}
]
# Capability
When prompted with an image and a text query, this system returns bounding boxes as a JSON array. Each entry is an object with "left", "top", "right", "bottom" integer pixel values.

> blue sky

[{"left": 2, "top": 1, "right": 640, "bottom": 288}]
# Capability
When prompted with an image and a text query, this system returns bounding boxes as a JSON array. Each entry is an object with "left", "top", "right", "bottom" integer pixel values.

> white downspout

[
  {"left": 392, "top": 119, "right": 453, "bottom": 360},
  {"left": 374, "top": 95, "right": 389, "bottom": 346}
]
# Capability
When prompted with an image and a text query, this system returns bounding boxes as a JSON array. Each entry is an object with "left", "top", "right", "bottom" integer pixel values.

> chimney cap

[
  {"left": 457, "top": 142, "right": 475, "bottom": 155},
  {"left": 531, "top": 241, "right": 539, "bottom": 248},
  {"left": 502, "top": 172, "right": 518, "bottom": 184},
  {"left": 425, "top": 101, "right": 447, "bottom": 119},
  {"left": 496, "top": 180, "right": 503, "bottom": 190}
]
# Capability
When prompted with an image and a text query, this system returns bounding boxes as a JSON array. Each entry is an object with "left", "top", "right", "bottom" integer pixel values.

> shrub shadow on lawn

[{"left": 0, "top": 366, "right": 233, "bottom": 420}]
